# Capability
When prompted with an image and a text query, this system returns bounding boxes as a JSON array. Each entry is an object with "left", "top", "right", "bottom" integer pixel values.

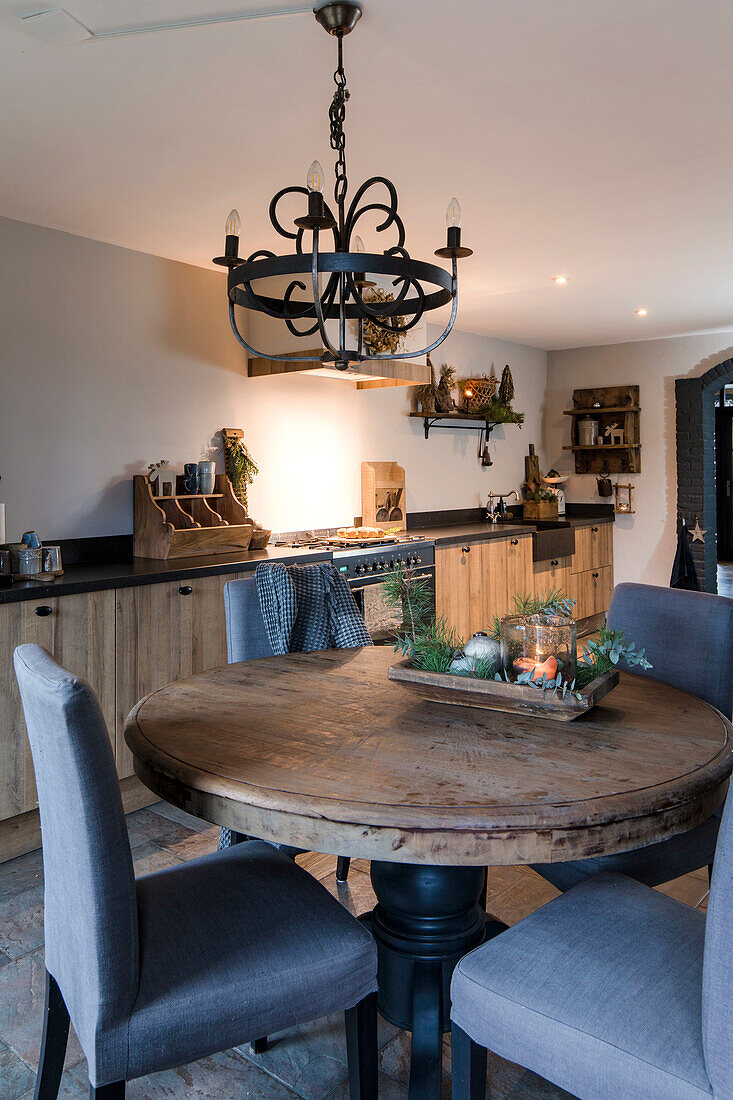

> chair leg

[
  {"left": 336, "top": 856, "right": 351, "bottom": 882},
  {"left": 451, "top": 1022, "right": 487, "bottom": 1100},
  {"left": 251, "top": 1036, "right": 269, "bottom": 1054},
  {"left": 90, "top": 1085, "right": 125, "bottom": 1098},
  {"left": 479, "top": 867, "right": 488, "bottom": 911},
  {"left": 345, "top": 992, "right": 378, "bottom": 1100},
  {"left": 34, "top": 970, "right": 70, "bottom": 1100},
  {"left": 709, "top": 863, "right": 714, "bottom": 885}
]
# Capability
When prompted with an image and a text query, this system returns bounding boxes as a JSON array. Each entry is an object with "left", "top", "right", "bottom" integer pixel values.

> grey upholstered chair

[
  {"left": 451, "top": 784, "right": 733, "bottom": 1099},
  {"left": 221, "top": 576, "right": 351, "bottom": 882},
  {"left": 533, "top": 582, "right": 733, "bottom": 892},
  {"left": 14, "top": 644, "right": 378, "bottom": 1100}
]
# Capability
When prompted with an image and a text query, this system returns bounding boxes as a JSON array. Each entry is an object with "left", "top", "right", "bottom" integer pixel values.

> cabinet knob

[
  {"left": 592, "top": 572, "right": 600, "bottom": 578},
  {"left": 551, "top": 559, "right": 559, "bottom": 567},
  {"left": 34, "top": 605, "right": 52, "bottom": 617},
  {"left": 591, "top": 526, "right": 599, "bottom": 532},
  {"left": 178, "top": 585, "right": 193, "bottom": 596},
  {"left": 461, "top": 545, "right": 471, "bottom": 554},
  {"left": 510, "top": 539, "right": 519, "bottom": 546}
]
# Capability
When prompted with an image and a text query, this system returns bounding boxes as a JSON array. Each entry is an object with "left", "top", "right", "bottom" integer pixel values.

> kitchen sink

[{"left": 530, "top": 523, "right": 575, "bottom": 562}]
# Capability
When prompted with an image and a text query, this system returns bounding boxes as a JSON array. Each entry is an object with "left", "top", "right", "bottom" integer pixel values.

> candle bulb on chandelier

[
  {"left": 224, "top": 208, "right": 241, "bottom": 262},
  {"left": 301, "top": 159, "right": 332, "bottom": 225},
  {"left": 307, "top": 160, "right": 325, "bottom": 192}
]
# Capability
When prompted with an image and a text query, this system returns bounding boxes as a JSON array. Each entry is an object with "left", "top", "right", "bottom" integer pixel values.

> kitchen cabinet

[
  {"left": 115, "top": 573, "right": 234, "bottom": 778},
  {"left": 0, "top": 591, "right": 116, "bottom": 823},
  {"left": 436, "top": 535, "right": 533, "bottom": 638},
  {"left": 571, "top": 524, "right": 613, "bottom": 574},
  {"left": 572, "top": 565, "right": 614, "bottom": 620}
]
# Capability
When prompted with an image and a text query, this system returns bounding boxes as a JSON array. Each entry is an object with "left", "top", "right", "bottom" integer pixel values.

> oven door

[{"left": 350, "top": 569, "right": 436, "bottom": 645}]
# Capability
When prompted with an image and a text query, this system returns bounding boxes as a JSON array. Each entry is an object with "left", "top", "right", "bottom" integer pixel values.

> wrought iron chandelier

[{"left": 213, "top": 0, "right": 472, "bottom": 372}]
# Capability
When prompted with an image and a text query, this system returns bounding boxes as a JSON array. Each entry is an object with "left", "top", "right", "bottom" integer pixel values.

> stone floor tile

[
  {"left": 238, "top": 1010, "right": 397, "bottom": 1100},
  {"left": 486, "top": 1051, "right": 576, "bottom": 1098},
  {"left": 146, "top": 801, "right": 215, "bottom": 834},
  {"left": 126, "top": 807, "right": 200, "bottom": 851},
  {"left": 0, "top": 850, "right": 44, "bottom": 905},
  {"left": 0, "top": 885, "right": 45, "bottom": 959},
  {"left": 488, "top": 871, "right": 560, "bottom": 927},
  {"left": 164, "top": 827, "right": 220, "bottom": 863},
  {"left": 319, "top": 870, "right": 376, "bottom": 919},
  {"left": 19, "top": 1066, "right": 88, "bottom": 1099},
  {"left": 0, "top": 951, "right": 84, "bottom": 1068},
  {"left": 132, "top": 841, "right": 185, "bottom": 878},
  {"left": 69, "top": 1048, "right": 302, "bottom": 1099},
  {"left": 323, "top": 1069, "right": 410, "bottom": 1099},
  {"left": 0, "top": 1037, "right": 36, "bottom": 1100},
  {"left": 657, "top": 873, "right": 710, "bottom": 909}
]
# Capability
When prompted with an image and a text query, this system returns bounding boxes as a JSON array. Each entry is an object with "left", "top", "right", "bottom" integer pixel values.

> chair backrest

[
  {"left": 13, "top": 645, "right": 138, "bottom": 1051},
  {"left": 224, "top": 576, "right": 275, "bottom": 662},
  {"left": 607, "top": 583, "right": 733, "bottom": 718},
  {"left": 703, "top": 780, "right": 733, "bottom": 1094}
]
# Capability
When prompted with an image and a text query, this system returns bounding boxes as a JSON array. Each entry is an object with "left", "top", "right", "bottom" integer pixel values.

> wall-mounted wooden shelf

[
  {"left": 563, "top": 444, "right": 641, "bottom": 452},
  {"left": 563, "top": 406, "right": 641, "bottom": 415},
  {"left": 134, "top": 474, "right": 253, "bottom": 559},
  {"left": 565, "top": 385, "right": 641, "bottom": 473},
  {"left": 410, "top": 411, "right": 504, "bottom": 440}
]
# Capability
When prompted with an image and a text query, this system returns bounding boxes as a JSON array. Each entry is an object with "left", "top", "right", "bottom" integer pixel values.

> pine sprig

[{"left": 488, "top": 588, "right": 576, "bottom": 640}]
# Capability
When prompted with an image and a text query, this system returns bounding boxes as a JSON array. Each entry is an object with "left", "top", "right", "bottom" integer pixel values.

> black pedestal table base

[{"left": 367, "top": 861, "right": 506, "bottom": 1099}]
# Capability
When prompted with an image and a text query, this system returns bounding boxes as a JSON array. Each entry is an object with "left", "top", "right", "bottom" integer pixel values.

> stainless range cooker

[{"left": 274, "top": 533, "right": 436, "bottom": 643}]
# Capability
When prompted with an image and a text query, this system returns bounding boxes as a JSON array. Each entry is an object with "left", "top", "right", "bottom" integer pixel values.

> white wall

[
  {"left": 546, "top": 333, "right": 733, "bottom": 586},
  {"left": 0, "top": 216, "right": 547, "bottom": 541}
]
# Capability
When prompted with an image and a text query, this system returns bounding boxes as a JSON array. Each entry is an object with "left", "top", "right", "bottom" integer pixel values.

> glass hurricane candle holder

[{"left": 500, "top": 614, "right": 577, "bottom": 684}]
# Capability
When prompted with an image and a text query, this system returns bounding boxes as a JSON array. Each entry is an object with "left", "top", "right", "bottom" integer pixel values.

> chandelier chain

[{"left": 329, "top": 35, "right": 349, "bottom": 214}]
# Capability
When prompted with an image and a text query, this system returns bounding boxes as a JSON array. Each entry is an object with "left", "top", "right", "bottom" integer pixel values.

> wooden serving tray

[{"left": 388, "top": 660, "right": 619, "bottom": 721}]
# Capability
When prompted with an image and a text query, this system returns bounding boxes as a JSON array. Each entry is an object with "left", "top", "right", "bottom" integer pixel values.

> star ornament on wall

[{"left": 690, "top": 520, "right": 706, "bottom": 543}]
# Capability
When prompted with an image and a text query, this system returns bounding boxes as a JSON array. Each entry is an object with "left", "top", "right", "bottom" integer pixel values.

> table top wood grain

[{"left": 125, "top": 646, "right": 733, "bottom": 866}]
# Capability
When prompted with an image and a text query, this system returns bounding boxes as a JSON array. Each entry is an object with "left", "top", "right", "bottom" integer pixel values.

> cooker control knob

[{"left": 356, "top": 564, "right": 366, "bottom": 575}]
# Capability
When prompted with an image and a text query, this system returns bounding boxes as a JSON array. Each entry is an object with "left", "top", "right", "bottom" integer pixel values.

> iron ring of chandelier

[{"left": 213, "top": 0, "right": 472, "bottom": 371}]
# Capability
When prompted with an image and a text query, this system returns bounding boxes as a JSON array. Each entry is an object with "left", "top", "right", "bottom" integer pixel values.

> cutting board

[{"left": 361, "top": 462, "right": 406, "bottom": 531}]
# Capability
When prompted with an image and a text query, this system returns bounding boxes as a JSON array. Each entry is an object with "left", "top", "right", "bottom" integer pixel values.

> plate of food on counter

[{"left": 333, "top": 526, "right": 399, "bottom": 544}]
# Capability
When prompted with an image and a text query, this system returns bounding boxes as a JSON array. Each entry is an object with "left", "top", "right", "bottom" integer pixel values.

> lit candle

[{"left": 513, "top": 654, "right": 558, "bottom": 681}]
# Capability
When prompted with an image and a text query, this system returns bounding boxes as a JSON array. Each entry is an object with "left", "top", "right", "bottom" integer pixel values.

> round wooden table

[{"left": 126, "top": 646, "right": 733, "bottom": 1098}]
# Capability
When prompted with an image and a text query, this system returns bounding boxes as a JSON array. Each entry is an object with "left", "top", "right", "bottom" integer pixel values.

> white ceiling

[{"left": 3, "top": 0, "right": 733, "bottom": 349}]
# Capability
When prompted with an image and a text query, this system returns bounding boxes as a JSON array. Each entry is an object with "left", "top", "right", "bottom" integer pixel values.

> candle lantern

[{"left": 500, "top": 613, "right": 577, "bottom": 684}]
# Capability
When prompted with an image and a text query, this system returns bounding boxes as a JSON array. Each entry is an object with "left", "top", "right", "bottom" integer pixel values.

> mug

[
  {"left": 198, "top": 461, "right": 216, "bottom": 495},
  {"left": 42, "top": 546, "right": 63, "bottom": 575},
  {"left": 183, "top": 463, "right": 199, "bottom": 494},
  {"left": 0, "top": 550, "right": 12, "bottom": 588},
  {"left": 17, "top": 546, "right": 42, "bottom": 576}
]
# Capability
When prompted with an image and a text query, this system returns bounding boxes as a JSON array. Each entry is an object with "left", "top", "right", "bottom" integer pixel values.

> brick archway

[{"left": 676, "top": 358, "right": 733, "bottom": 591}]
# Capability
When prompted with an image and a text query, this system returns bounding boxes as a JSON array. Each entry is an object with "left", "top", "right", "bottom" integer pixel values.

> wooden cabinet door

[
  {"left": 435, "top": 543, "right": 482, "bottom": 639},
  {"left": 572, "top": 566, "right": 615, "bottom": 619},
  {"left": 437, "top": 537, "right": 535, "bottom": 639},
  {"left": 0, "top": 591, "right": 116, "bottom": 822},
  {"left": 505, "top": 537, "right": 533, "bottom": 612},
  {"left": 572, "top": 524, "right": 613, "bottom": 573},
  {"left": 532, "top": 556, "right": 572, "bottom": 598},
  {"left": 115, "top": 574, "right": 231, "bottom": 778}
]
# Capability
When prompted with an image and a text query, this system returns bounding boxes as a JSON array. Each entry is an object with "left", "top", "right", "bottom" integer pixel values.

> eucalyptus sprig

[{"left": 576, "top": 626, "right": 652, "bottom": 688}]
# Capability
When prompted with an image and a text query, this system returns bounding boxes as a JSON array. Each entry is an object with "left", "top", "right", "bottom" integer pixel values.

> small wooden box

[{"left": 523, "top": 499, "right": 559, "bottom": 521}]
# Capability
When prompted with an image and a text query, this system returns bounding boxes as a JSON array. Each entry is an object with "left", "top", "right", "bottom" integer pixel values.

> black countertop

[
  {"left": 0, "top": 509, "right": 614, "bottom": 606},
  {"left": 0, "top": 546, "right": 331, "bottom": 605}
]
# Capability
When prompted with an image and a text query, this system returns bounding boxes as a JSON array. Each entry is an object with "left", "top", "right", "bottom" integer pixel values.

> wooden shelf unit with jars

[
  {"left": 133, "top": 474, "right": 254, "bottom": 559},
  {"left": 563, "top": 385, "right": 641, "bottom": 474}
]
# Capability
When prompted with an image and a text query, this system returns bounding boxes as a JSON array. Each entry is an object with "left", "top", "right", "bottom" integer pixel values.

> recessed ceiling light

[
  {"left": 635, "top": 308, "right": 648, "bottom": 316},
  {"left": 552, "top": 275, "right": 569, "bottom": 285}
]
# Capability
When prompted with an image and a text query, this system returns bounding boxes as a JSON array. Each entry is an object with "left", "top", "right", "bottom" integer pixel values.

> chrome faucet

[{"left": 486, "top": 489, "right": 519, "bottom": 523}]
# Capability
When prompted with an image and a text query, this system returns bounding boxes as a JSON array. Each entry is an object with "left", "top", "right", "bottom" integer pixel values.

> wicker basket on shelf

[{"left": 461, "top": 374, "right": 498, "bottom": 412}]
